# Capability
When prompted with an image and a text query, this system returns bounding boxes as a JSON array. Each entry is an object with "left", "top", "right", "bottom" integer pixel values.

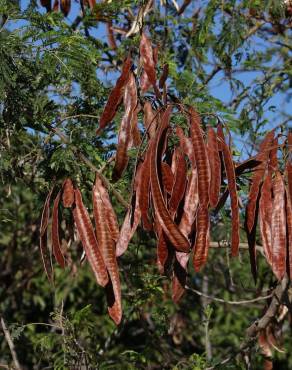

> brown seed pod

[
  {"left": 218, "top": 134, "right": 239, "bottom": 257},
  {"left": 189, "top": 108, "right": 210, "bottom": 269},
  {"left": 285, "top": 187, "right": 292, "bottom": 279},
  {"left": 52, "top": 191, "right": 66, "bottom": 268},
  {"left": 53, "top": 0, "right": 59, "bottom": 12},
  {"left": 176, "top": 126, "right": 195, "bottom": 166},
  {"left": 189, "top": 108, "right": 209, "bottom": 207},
  {"left": 86, "top": 0, "right": 96, "bottom": 10},
  {"left": 62, "top": 178, "right": 74, "bottom": 208},
  {"left": 93, "top": 176, "right": 122, "bottom": 324},
  {"left": 259, "top": 173, "right": 273, "bottom": 266},
  {"left": 246, "top": 130, "right": 275, "bottom": 233},
  {"left": 150, "top": 107, "right": 190, "bottom": 253},
  {"left": 161, "top": 162, "right": 174, "bottom": 195},
  {"left": 193, "top": 206, "right": 210, "bottom": 272},
  {"left": 112, "top": 72, "right": 137, "bottom": 181},
  {"left": 143, "top": 101, "right": 158, "bottom": 139},
  {"left": 106, "top": 21, "right": 117, "bottom": 50},
  {"left": 169, "top": 148, "right": 187, "bottom": 217},
  {"left": 40, "top": 0, "right": 51, "bottom": 12},
  {"left": 73, "top": 188, "right": 108, "bottom": 287},
  {"left": 60, "top": 0, "right": 70, "bottom": 16},
  {"left": 207, "top": 127, "right": 221, "bottom": 208},
  {"left": 156, "top": 229, "right": 170, "bottom": 274},
  {"left": 271, "top": 172, "right": 286, "bottom": 280},
  {"left": 98, "top": 56, "right": 132, "bottom": 133},
  {"left": 139, "top": 32, "right": 161, "bottom": 99},
  {"left": 179, "top": 168, "right": 199, "bottom": 238},
  {"left": 287, "top": 132, "right": 292, "bottom": 208}
]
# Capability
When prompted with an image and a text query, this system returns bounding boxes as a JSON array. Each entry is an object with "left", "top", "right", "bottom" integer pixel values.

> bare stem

[{"left": 1, "top": 317, "right": 22, "bottom": 370}]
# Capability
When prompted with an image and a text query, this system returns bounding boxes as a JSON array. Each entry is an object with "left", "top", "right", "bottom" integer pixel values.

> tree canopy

[{"left": 0, "top": 0, "right": 292, "bottom": 369}]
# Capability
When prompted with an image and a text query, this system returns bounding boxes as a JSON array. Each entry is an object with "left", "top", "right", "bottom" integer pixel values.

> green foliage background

[{"left": 0, "top": 0, "right": 291, "bottom": 368}]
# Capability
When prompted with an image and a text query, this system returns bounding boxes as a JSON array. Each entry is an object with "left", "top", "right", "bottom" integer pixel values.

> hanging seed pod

[
  {"left": 86, "top": 0, "right": 96, "bottom": 10},
  {"left": 106, "top": 21, "right": 117, "bottom": 50},
  {"left": 73, "top": 188, "right": 108, "bottom": 287},
  {"left": 271, "top": 172, "right": 286, "bottom": 280},
  {"left": 52, "top": 191, "right": 66, "bottom": 268},
  {"left": 161, "top": 162, "right": 174, "bottom": 195},
  {"left": 176, "top": 126, "right": 195, "bottom": 166},
  {"left": 189, "top": 108, "right": 210, "bottom": 270},
  {"left": 60, "top": 0, "right": 71, "bottom": 16},
  {"left": 62, "top": 178, "right": 74, "bottom": 208},
  {"left": 169, "top": 148, "right": 187, "bottom": 217},
  {"left": 140, "top": 32, "right": 161, "bottom": 99},
  {"left": 53, "top": 0, "right": 59, "bottom": 12},
  {"left": 246, "top": 130, "right": 275, "bottom": 233},
  {"left": 143, "top": 101, "right": 158, "bottom": 139},
  {"left": 287, "top": 132, "right": 292, "bottom": 208},
  {"left": 112, "top": 72, "right": 137, "bottom": 181},
  {"left": 40, "top": 0, "right": 51, "bottom": 12},
  {"left": 259, "top": 173, "right": 273, "bottom": 266},
  {"left": 150, "top": 107, "right": 190, "bottom": 252},
  {"left": 179, "top": 168, "right": 199, "bottom": 238},
  {"left": 217, "top": 131, "right": 239, "bottom": 257},
  {"left": 156, "top": 229, "right": 171, "bottom": 274},
  {"left": 93, "top": 176, "right": 122, "bottom": 324},
  {"left": 98, "top": 56, "right": 132, "bottom": 133},
  {"left": 207, "top": 127, "right": 221, "bottom": 208},
  {"left": 285, "top": 187, "right": 292, "bottom": 279}
]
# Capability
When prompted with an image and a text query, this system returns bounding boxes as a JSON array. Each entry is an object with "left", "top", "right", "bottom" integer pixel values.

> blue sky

[{"left": 11, "top": 0, "right": 292, "bottom": 156}]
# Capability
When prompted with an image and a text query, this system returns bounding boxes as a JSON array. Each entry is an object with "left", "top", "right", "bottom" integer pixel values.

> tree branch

[
  {"left": 1, "top": 317, "right": 22, "bottom": 370},
  {"left": 185, "top": 286, "right": 273, "bottom": 306}
]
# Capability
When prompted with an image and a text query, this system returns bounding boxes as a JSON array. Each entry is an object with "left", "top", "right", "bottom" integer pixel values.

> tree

[{"left": 0, "top": 0, "right": 292, "bottom": 368}]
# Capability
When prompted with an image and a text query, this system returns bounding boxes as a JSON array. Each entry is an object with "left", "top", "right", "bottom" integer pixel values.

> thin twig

[
  {"left": 206, "top": 276, "right": 289, "bottom": 369},
  {"left": 185, "top": 286, "right": 273, "bottom": 305},
  {"left": 209, "top": 241, "right": 264, "bottom": 254},
  {"left": 59, "top": 114, "right": 100, "bottom": 123},
  {"left": 1, "top": 317, "right": 22, "bottom": 370}
]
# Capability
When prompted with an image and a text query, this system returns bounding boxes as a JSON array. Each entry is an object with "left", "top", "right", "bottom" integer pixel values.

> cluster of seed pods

[{"left": 40, "top": 31, "right": 292, "bottom": 324}]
